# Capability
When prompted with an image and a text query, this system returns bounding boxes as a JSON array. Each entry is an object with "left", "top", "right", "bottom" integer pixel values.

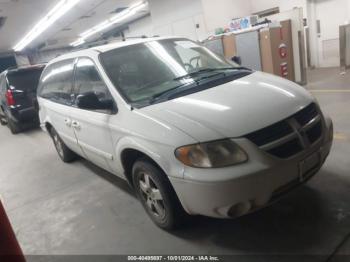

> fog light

[{"left": 228, "top": 201, "right": 251, "bottom": 217}]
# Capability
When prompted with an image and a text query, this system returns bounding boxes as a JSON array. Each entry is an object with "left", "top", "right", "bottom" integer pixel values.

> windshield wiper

[
  {"left": 149, "top": 82, "right": 197, "bottom": 104},
  {"left": 148, "top": 67, "right": 252, "bottom": 105},
  {"left": 173, "top": 68, "right": 216, "bottom": 81},
  {"left": 173, "top": 67, "right": 250, "bottom": 81}
]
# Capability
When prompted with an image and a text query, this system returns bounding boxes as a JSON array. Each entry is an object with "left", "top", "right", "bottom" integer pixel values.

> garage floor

[{"left": 0, "top": 68, "right": 349, "bottom": 260}]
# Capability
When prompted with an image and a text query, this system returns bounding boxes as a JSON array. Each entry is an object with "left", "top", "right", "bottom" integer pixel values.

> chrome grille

[{"left": 245, "top": 103, "right": 324, "bottom": 159}]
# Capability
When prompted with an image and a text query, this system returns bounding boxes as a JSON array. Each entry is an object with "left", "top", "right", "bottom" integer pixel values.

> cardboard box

[
  {"left": 202, "top": 34, "right": 237, "bottom": 60},
  {"left": 222, "top": 34, "right": 237, "bottom": 59},
  {"left": 260, "top": 20, "right": 295, "bottom": 81}
]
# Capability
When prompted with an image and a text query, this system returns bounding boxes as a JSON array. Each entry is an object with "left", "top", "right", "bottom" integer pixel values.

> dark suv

[{"left": 0, "top": 65, "right": 44, "bottom": 134}]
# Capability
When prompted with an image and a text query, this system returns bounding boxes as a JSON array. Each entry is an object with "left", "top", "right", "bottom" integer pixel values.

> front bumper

[{"left": 170, "top": 117, "right": 333, "bottom": 218}]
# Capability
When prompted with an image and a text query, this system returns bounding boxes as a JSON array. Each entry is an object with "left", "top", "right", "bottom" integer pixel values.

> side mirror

[
  {"left": 232, "top": 56, "right": 242, "bottom": 65},
  {"left": 76, "top": 92, "right": 116, "bottom": 113}
]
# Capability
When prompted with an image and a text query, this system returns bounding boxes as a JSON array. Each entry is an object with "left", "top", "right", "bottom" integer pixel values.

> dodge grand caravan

[{"left": 37, "top": 37, "right": 333, "bottom": 229}]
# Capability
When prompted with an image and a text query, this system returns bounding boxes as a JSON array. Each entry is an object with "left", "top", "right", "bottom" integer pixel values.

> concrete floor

[{"left": 0, "top": 68, "right": 349, "bottom": 260}]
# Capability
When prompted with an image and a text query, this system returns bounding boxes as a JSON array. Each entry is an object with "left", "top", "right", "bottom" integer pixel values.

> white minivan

[{"left": 38, "top": 37, "right": 333, "bottom": 229}]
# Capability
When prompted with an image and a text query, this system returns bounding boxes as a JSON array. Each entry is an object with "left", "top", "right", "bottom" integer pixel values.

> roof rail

[{"left": 122, "top": 35, "right": 160, "bottom": 41}]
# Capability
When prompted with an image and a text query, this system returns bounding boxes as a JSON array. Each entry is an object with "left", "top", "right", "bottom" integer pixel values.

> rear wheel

[
  {"left": 0, "top": 116, "right": 7, "bottom": 126},
  {"left": 132, "top": 159, "right": 187, "bottom": 230},
  {"left": 5, "top": 113, "right": 21, "bottom": 134},
  {"left": 0, "top": 107, "right": 6, "bottom": 126},
  {"left": 49, "top": 128, "right": 77, "bottom": 163}
]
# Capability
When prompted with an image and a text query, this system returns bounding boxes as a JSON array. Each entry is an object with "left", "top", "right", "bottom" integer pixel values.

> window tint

[
  {"left": 7, "top": 68, "right": 43, "bottom": 92},
  {"left": 74, "top": 58, "right": 112, "bottom": 110},
  {"left": 38, "top": 59, "right": 74, "bottom": 105}
]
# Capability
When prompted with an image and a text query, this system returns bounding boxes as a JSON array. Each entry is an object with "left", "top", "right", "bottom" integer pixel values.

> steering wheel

[
  {"left": 184, "top": 63, "right": 195, "bottom": 72},
  {"left": 189, "top": 56, "right": 201, "bottom": 69}
]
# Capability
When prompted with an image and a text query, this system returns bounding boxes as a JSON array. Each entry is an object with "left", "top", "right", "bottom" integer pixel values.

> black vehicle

[{"left": 0, "top": 65, "right": 45, "bottom": 134}]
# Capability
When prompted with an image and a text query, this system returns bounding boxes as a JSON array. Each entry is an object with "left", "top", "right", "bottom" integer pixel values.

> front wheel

[
  {"left": 132, "top": 159, "right": 187, "bottom": 230},
  {"left": 49, "top": 128, "right": 77, "bottom": 163}
]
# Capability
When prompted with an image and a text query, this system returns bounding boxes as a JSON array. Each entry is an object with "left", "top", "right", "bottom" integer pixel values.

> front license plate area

[{"left": 299, "top": 151, "right": 321, "bottom": 181}]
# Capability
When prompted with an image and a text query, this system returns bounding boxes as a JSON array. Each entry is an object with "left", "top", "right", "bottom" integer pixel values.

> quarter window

[
  {"left": 74, "top": 58, "right": 112, "bottom": 110},
  {"left": 38, "top": 59, "right": 74, "bottom": 105}
]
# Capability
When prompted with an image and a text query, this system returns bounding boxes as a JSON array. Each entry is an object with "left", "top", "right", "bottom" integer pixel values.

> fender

[
  {"left": 40, "top": 115, "right": 52, "bottom": 133},
  {"left": 114, "top": 136, "right": 185, "bottom": 180},
  {"left": 38, "top": 98, "right": 51, "bottom": 132}
]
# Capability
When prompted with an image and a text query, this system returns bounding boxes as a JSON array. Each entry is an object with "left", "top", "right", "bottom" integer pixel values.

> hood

[{"left": 141, "top": 72, "right": 315, "bottom": 142}]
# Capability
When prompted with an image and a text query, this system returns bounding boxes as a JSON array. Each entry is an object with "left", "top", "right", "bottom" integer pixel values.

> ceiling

[{"left": 0, "top": 0, "right": 149, "bottom": 53}]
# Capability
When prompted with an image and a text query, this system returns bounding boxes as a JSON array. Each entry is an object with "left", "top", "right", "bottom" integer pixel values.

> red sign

[
  {"left": 279, "top": 43, "right": 288, "bottom": 58},
  {"left": 280, "top": 63, "right": 288, "bottom": 77}
]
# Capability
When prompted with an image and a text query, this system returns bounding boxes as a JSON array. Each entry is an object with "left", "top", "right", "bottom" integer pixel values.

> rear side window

[
  {"left": 7, "top": 68, "right": 43, "bottom": 92},
  {"left": 74, "top": 58, "right": 112, "bottom": 107},
  {"left": 38, "top": 59, "right": 74, "bottom": 105}
]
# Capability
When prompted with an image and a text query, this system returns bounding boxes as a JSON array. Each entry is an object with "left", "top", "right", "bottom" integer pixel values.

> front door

[
  {"left": 70, "top": 57, "right": 117, "bottom": 173},
  {"left": 314, "top": 0, "right": 348, "bottom": 67}
]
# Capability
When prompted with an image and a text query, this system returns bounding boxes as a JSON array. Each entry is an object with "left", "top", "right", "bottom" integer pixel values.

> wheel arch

[
  {"left": 45, "top": 122, "right": 53, "bottom": 132},
  {"left": 116, "top": 137, "right": 184, "bottom": 183},
  {"left": 120, "top": 148, "right": 166, "bottom": 188}
]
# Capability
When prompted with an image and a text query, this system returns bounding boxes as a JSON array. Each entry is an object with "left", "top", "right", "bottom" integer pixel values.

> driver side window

[{"left": 74, "top": 58, "right": 112, "bottom": 110}]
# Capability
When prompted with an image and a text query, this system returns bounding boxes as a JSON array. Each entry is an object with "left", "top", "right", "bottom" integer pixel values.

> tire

[
  {"left": 132, "top": 159, "right": 187, "bottom": 230},
  {"left": 0, "top": 108, "right": 6, "bottom": 126},
  {"left": 5, "top": 114, "right": 21, "bottom": 134},
  {"left": 0, "top": 116, "right": 7, "bottom": 126},
  {"left": 49, "top": 127, "right": 77, "bottom": 163}
]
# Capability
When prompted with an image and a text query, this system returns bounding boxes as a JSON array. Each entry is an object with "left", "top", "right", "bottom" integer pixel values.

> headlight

[{"left": 175, "top": 139, "right": 248, "bottom": 168}]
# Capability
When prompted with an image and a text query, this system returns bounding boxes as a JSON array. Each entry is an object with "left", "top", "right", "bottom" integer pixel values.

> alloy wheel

[{"left": 138, "top": 173, "right": 166, "bottom": 219}]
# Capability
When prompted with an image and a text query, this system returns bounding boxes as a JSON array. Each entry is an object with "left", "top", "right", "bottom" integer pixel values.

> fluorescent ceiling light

[
  {"left": 71, "top": 38, "right": 85, "bottom": 47},
  {"left": 70, "top": 1, "right": 147, "bottom": 47},
  {"left": 13, "top": 0, "right": 81, "bottom": 52}
]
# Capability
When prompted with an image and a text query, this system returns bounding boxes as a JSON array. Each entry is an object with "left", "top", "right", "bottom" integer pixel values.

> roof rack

[{"left": 122, "top": 35, "right": 160, "bottom": 41}]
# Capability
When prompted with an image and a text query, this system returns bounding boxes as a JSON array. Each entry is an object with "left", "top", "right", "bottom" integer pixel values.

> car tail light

[{"left": 5, "top": 89, "right": 15, "bottom": 106}]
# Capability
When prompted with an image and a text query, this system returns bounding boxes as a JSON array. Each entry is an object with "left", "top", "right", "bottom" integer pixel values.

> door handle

[
  {"left": 64, "top": 118, "right": 72, "bottom": 127},
  {"left": 71, "top": 121, "right": 81, "bottom": 130}
]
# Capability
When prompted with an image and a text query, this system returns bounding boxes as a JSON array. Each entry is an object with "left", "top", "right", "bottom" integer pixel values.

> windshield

[
  {"left": 100, "top": 38, "right": 245, "bottom": 106},
  {"left": 8, "top": 68, "right": 44, "bottom": 92}
]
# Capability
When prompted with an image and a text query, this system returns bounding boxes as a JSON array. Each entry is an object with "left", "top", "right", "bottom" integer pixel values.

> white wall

[
  {"left": 29, "top": 48, "right": 72, "bottom": 65},
  {"left": 125, "top": 15, "right": 154, "bottom": 38},
  {"left": 310, "top": 0, "right": 350, "bottom": 67},
  {"left": 15, "top": 54, "right": 30, "bottom": 66},
  {"left": 126, "top": 0, "right": 310, "bottom": 39},
  {"left": 201, "top": 0, "right": 252, "bottom": 32},
  {"left": 123, "top": 0, "right": 348, "bottom": 69},
  {"left": 149, "top": 0, "right": 203, "bottom": 26},
  {"left": 126, "top": 0, "right": 256, "bottom": 40},
  {"left": 250, "top": 0, "right": 307, "bottom": 18},
  {"left": 147, "top": 0, "right": 208, "bottom": 40}
]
